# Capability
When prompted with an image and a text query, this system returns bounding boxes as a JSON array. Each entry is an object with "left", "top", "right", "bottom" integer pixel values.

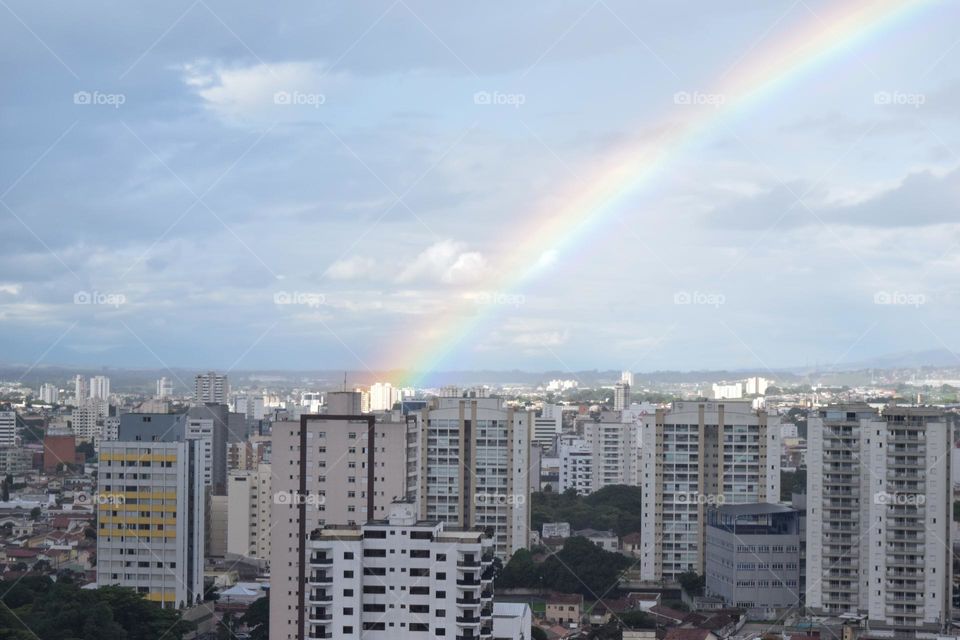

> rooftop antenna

[{"left": 343, "top": 371, "right": 347, "bottom": 392}]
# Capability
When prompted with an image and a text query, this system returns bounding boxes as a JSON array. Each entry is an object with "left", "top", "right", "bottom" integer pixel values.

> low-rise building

[{"left": 545, "top": 592, "right": 583, "bottom": 626}]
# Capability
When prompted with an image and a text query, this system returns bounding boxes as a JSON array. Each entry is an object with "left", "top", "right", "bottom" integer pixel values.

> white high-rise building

[
  {"left": 73, "top": 374, "right": 88, "bottom": 405},
  {"left": 226, "top": 464, "right": 272, "bottom": 563},
  {"left": 272, "top": 500, "right": 495, "bottom": 640},
  {"left": 711, "top": 382, "right": 744, "bottom": 399},
  {"left": 0, "top": 411, "right": 17, "bottom": 447},
  {"left": 368, "top": 382, "right": 401, "bottom": 412},
  {"left": 96, "top": 439, "right": 205, "bottom": 609},
  {"left": 89, "top": 375, "right": 110, "bottom": 400},
  {"left": 70, "top": 398, "right": 108, "bottom": 441},
  {"left": 194, "top": 371, "right": 228, "bottom": 404},
  {"left": 39, "top": 383, "right": 59, "bottom": 404},
  {"left": 418, "top": 395, "right": 531, "bottom": 559},
  {"left": 532, "top": 404, "right": 562, "bottom": 448},
  {"left": 806, "top": 405, "right": 952, "bottom": 634},
  {"left": 156, "top": 376, "right": 173, "bottom": 399},
  {"left": 639, "top": 400, "right": 780, "bottom": 581},
  {"left": 621, "top": 370, "right": 634, "bottom": 387},
  {"left": 744, "top": 376, "right": 771, "bottom": 396},
  {"left": 558, "top": 436, "right": 592, "bottom": 495}
]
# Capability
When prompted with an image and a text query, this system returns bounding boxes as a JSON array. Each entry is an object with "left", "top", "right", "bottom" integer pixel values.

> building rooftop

[{"left": 713, "top": 502, "right": 795, "bottom": 517}]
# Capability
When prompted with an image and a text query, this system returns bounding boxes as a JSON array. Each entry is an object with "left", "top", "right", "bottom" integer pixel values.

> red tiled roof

[{"left": 664, "top": 628, "right": 714, "bottom": 640}]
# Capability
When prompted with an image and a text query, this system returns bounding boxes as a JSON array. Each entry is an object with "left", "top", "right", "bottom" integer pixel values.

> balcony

[
  {"left": 308, "top": 634, "right": 333, "bottom": 639},
  {"left": 456, "top": 596, "right": 480, "bottom": 605},
  {"left": 457, "top": 577, "right": 481, "bottom": 587},
  {"left": 310, "top": 554, "right": 332, "bottom": 565},
  {"left": 457, "top": 616, "right": 482, "bottom": 625},
  {"left": 309, "top": 574, "right": 333, "bottom": 584},
  {"left": 308, "top": 592, "right": 332, "bottom": 603},
  {"left": 457, "top": 557, "right": 481, "bottom": 569}
]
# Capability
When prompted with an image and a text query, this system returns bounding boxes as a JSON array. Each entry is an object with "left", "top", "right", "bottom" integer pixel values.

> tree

[
  {"left": 531, "top": 485, "right": 643, "bottom": 537},
  {"left": 29, "top": 507, "right": 41, "bottom": 521},
  {"left": 531, "top": 626, "right": 549, "bottom": 640},
  {"left": 677, "top": 571, "right": 705, "bottom": 596},
  {"left": 241, "top": 595, "right": 269, "bottom": 640}
]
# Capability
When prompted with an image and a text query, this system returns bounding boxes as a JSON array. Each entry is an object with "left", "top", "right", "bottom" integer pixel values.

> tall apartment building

[
  {"left": 39, "top": 383, "right": 59, "bottom": 404},
  {"left": 70, "top": 398, "right": 108, "bottom": 442},
  {"left": 0, "top": 411, "right": 16, "bottom": 447},
  {"left": 273, "top": 500, "right": 495, "bottom": 640},
  {"left": 185, "top": 403, "right": 240, "bottom": 492},
  {"left": 73, "top": 374, "right": 88, "bottom": 404},
  {"left": 89, "top": 375, "right": 111, "bottom": 400},
  {"left": 532, "top": 404, "right": 563, "bottom": 449},
  {"left": 806, "top": 405, "right": 952, "bottom": 635},
  {"left": 96, "top": 438, "right": 205, "bottom": 608},
  {"left": 226, "top": 464, "right": 272, "bottom": 563},
  {"left": 639, "top": 400, "right": 780, "bottom": 581},
  {"left": 579, "top": 410, "right": 642, "bottom": 490},
  {"left": 614, "top": 382, "right": 631, "bottom": 411},
  {"left": 194, "top": 371, "right": 228, "bottom": 404},
  {"left": 418, "top": 395, "right": 531, "bottom": 559},
  {"left": 369, "top": 382, "right": 401, "bottom": 412},
  {"left": 558, "top": 437, "right": 593, "bottom": 495},
  {"left": 270, "top": 412, "right": 416, "bottom": 637},
  {"left": 156, "top": 376, "right": 173, "bottom": 399}
]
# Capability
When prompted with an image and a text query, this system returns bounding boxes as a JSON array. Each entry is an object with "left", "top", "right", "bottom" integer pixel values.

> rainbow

[{"left": 391, "top": 0, "right": 931, "bottom": 387}]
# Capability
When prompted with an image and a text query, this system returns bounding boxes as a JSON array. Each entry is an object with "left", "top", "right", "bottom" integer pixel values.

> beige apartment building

[{"left": 269, "top": 411, "right": 417, "bottom": 640}]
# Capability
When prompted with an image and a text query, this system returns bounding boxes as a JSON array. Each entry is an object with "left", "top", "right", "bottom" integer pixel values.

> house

[
  {"left": 648, "top": 605, "right": 688, "bottom": 626},
  {"left": 545, "top": 592, "right": 583, "bottom": 626},
  {"left": 664, "top": 629, "right": 718, "bottom": 640},
  {"left": 493, "top": 602, "right": 532, "bottom": 640},
  {"left": 571, "top": 528, "right": 619, "bottom": 552},
  {"left": 621, "top": 531, "right": 641, "bottom": 557}
]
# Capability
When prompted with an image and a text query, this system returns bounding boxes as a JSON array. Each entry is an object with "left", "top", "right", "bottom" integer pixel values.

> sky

[{"left": 1, "top": 0, "right": 959, "bottom": 379}]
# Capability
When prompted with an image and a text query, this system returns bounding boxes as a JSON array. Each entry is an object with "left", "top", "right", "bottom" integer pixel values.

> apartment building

[
  {"left": 639, "top": 400, "right": 780, "bottom": 581},
  {"left": 194, "top": 371, "right": 228, "bottom": 404},
  {"left": 70, "top": 398, "right": 108, "bottom": 442},
  {"left": 226, "top": 464, "right": 272, "bottom": 564},
  {"left": 532, "top": 404, "right": 563, "bottom": 449},
  {"left": 277, "top": 500, "right": 495, "bottom": 640},
  {"left": 96, "top": 438, "right": 205, "bottom": 609},
  {"left": 558, "top": 437, "right": 593, "bottom": 495},
  {"left": 270, "top": 412, "right": 416, "bottom": 638},
  {"left": 417, "top": 394, "right": 532, "bottom": 559},
  {"left": 0, "top": 411, "right": 16, "bottom": 447},
  {"left": 806, "top": 405, "right": 952, "bottom": 635}
]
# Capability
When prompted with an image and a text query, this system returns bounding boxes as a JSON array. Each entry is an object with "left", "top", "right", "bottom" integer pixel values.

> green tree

[
  {"left": 241, "top": 595, "right": 269, "bottom": 640},
  {"left": 677, "top": 571, "right": 705, "bottom": 596}
]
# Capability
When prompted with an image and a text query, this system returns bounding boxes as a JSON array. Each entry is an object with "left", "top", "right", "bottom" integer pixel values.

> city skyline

[{"left": 2, "top": 1, "right": 959, "bottom": 375}]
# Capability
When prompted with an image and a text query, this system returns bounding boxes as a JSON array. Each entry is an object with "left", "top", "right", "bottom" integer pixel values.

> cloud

[
  {"left": 325, "top": 256, "right": 377, "bottom": 280},
  {"left": 397, "top": 240, "right": 487, "bottom": 285}
]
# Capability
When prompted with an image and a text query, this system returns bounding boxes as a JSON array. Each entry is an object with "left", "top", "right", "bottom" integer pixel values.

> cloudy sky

[{"left": 1, "top": 0, "right": 959, "bottom": 377}]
